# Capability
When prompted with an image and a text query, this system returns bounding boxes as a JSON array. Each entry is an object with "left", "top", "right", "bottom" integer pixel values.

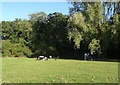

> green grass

[
  {"left": 2, "top": 57, "right": 118, "bottom": 83},
  {"left": 0, "top": 57, "right": 2, "bottom": 84}
]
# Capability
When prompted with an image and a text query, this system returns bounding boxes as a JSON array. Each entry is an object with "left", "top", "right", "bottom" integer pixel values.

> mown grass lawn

[{"left": 2, "top": 57, "right": 118, "bottom": 83}]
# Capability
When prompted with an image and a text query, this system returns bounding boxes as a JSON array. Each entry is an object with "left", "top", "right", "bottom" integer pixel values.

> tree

[
  {"left": 28, "top": 12, "right": 47, "bottom": 21},
  {"left": 68, "top": 2, "right": 103, "bottom": 52},
  {"left": 31, "top": 12, "right": 69, "bottom": 57},
  {"left": 68, "top": 2, "right": 119, "bottom": 59},
  {"left": 46, "top": 12, "right": 69, "bottom": 57},
  {"left": 68, "top": 12, "right": 85, "bottom": 49},
  {"left": 88, "top": 39, "right": 101, "bottom": 56},
  {"left": 2, "top": 19, "right": 33, "bottom": 57},
  {"left": 2, "top": 40, "right": 32, "bottom": 57}
]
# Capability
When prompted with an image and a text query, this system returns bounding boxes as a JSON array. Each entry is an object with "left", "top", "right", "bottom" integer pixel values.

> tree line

[{"left": 1, "top": 2, "right": 120, "bottom": 60}]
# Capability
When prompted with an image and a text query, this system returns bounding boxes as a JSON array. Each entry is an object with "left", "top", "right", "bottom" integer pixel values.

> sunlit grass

[
  {"left": 0, "top": 56, "right": 2, "bottom": 84},
  {"left": 2, "top": 57, "right": 118, "bottom": 83}
]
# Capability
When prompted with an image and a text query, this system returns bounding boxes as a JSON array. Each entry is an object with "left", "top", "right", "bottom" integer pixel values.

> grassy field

[{"left": 2, "top": 57, "right": 118, "bottom": 83}]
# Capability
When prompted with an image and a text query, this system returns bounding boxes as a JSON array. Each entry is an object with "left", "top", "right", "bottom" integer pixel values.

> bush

[{"left": 2, "top": 40, "right": 32, "bottom": 57}]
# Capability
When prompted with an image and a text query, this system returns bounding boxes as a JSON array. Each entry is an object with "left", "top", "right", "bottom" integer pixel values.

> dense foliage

[
  {"left": 2, "top": 2, "right": 120, "bottom": 60},
  {"left": 2, "top": 19, "right": 33, "bottom": 57}
]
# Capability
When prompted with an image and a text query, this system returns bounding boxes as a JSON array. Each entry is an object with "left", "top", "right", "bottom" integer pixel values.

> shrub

[{"left": 2, "top": 40, "right": 32, "bottom": 57}]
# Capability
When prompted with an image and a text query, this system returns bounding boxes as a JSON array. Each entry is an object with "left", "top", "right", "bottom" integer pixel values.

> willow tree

[
  {"left": 68, "top": 2, "right": 103, "bottom": 57},
  {"left": 68, "top": 2, "right": 120, "bottom": 59}
]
